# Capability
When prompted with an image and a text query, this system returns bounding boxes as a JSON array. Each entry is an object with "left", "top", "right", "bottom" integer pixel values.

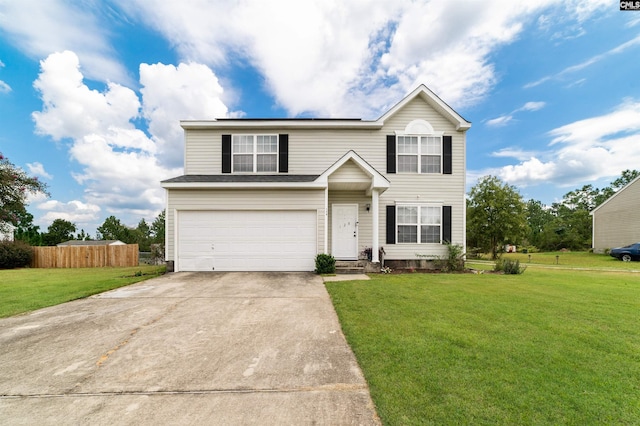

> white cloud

[
  {"left": 116, "top": 0, "right": 610, "bottom": 118},
  {"left": 627, "top": 13, "right": 640, "bottom": 28},
  {"left": 26, "top": 162, "right": 53, "bottom": 179},
  {"left": 32, "top": 51, "right": 141, "bottom": 141},
  {"left": 37, "top": 199, "right": 101, "bottom": 228},
  {"left": 518, "top": 101, "right": 546, "bottom": 112},
  {"left": 32, "top": 51, "right": 228, "bottom": 229},
  {"left": 486, "top": 101, "right": 546, "bottom": 127},
  {"left": 548, "top": 100, "right": 640, "bottom": 146},
  {"left": 0, "top": 0, "right": 130, "bottom": 84},
  {"left": 0, "top": 80, "right": 10, "bottom": 93},
  {"left": 34, "top": 0, "right": 589, "bottom": 121},
  {"left": 486, "top": 115, "right": 513, "bottom": 127},
  {"left": 140, "top": 62, "right": 230, "bottom": 168},
  {"left": 2, "top": 0, "right": 612, "bottom": 117},
  {"left": 491, "top": 148, "right": 540, "bottom": 161},
  {"left": 525, "top": 33, "right": 640, "bottom": 88},
  {"left": 480, "top": 100, "right": 640, "bottom": 188}
]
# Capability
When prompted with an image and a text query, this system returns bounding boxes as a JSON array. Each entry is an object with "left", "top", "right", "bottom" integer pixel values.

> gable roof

[
  {"left": 180, "top": 84, "right": 471, "bottom": 132},
  {"left": 377, "top": 84, "right": 471, "bottom": 131},
  {"left": 316, "top": 150, "right": 390, "bottom": 194},
  {"left": 591, "top": 174, "right": 640, "bottom": 215}
]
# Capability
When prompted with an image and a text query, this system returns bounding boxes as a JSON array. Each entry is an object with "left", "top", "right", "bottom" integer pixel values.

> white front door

[{"left": 332, "top": 204, "right": 358, "bottom": 260}]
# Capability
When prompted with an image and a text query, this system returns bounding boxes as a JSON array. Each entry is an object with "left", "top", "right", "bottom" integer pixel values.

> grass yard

[
  {"left": 0, "top": 265, "right": 165, "bottom": 318},
  {"left": 475, "top": 250, "right": 639, "bottom": 270},
  {"left": 326, "top": 269, "right": 640, "bottom": 425}
]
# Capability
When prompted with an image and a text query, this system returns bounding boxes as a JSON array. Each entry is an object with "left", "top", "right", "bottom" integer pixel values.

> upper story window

[
  {"left": 386, "top": 119, "right": 451, "bottom": 175},
  {"left": 232, "top": 135, "right": 278, "bottom": 173},
  {"left": 397, "top": 135, "right": 442, "bottom": 174}
]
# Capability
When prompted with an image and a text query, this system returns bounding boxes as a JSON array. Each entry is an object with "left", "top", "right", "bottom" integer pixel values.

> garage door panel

[{"left": 178, "top": 211, "right": 317, "bottom": 272}]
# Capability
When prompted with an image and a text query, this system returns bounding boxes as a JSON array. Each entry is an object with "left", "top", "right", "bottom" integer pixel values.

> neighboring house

[
  {"left": 0, "top": 223, "right": 15, "bottom": 242},
  {"left": 161, "top": 84, "right": 471, "bottom": 272},
  {"left": 57, "top": 240, "right": 126, "bottom": 247},
  {"left": 591, "top": 175, "right": 640, "bottom": 253}
]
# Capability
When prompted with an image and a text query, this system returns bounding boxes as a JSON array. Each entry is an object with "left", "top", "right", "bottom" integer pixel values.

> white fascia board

[
  {"left": 317, "top": 150, "right": 390, "bottom": 192},
  {"left": 180, "top": 120, "right": 382, "bottom": 130},
  {"left": 377, "top": 84, "right": 471, "bottom": 132},
  {"left": 161, "top": 181, "right": 328, "bottom": 190}
]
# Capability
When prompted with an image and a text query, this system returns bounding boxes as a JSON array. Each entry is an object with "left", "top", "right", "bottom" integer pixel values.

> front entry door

[{"left": 332, "top": 204, "right": 358, "bottom": 260}]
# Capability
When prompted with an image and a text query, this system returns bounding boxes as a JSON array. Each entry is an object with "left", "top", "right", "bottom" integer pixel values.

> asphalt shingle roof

[{"left": 162, "top": 174, "right": 320, "bottom": 183}]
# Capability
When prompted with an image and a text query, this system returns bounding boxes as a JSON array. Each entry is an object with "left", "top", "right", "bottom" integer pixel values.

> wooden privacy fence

[{"left": 31, "top": 244, "right": 139, "bottom": 268}]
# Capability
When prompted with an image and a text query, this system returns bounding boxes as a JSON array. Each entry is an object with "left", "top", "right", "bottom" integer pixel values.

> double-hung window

[
  {"left": 232, "top": 135, "right": 278, "bottom": 172},
  {"left": 397, "top": 135, "right": 442, "bottom": 173},
  {"left": 397, "top": 205, "right": 441, "bottom": 243}
]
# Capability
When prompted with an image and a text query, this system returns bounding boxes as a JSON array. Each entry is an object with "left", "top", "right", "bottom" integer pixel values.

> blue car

[{"left": 610, "top": 243, "right": 640, "bottom": 262}]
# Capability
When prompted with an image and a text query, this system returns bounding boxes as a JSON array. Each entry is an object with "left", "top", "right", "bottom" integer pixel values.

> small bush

[
  {"left": 315, "top": 253, "right": 336, "bottom": 274},
  {"left": 439, "top": 242, "right": 465, "bottom": 272},
  {"left": 0, "top": 240, "right": 34, "bottom": 269},
  {"left": 494, "top": 258, "right": 526, "bottom": 275}
]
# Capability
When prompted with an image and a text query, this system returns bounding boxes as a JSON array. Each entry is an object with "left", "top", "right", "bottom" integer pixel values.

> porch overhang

[{"left": 316, "top": 150, "right": 390, "bottom": 195}]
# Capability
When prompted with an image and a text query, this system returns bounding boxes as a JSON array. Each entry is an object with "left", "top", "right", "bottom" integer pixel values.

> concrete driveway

[{"left": 0, "top": 272, "right": 380, "bottom": 425}]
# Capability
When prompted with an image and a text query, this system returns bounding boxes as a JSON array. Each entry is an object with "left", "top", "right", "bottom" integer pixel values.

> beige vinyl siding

[
  {"left": 377, "top": 179, "right": 464, "bottom": 260},
  {"left": 377, "top": 97, "right": 465, "bottom": 259},
  {"left": 592, "top": 179, "right": 640, "bottom": 252},
  {"left": 177, "top": 92, "right": 467, "bottom": 261},
  {"left": 328, "top": 191, "right": 372, "bottom": 258},
  {"left": 184, "top": 98, "right": 462, "bottom": 177},
  {"left": 328, "top": 159, "right": 371, "bottom": 186},
  {"left": 383, "top": 97, "right": 458, "bottom": 134},
  {"left": 184, "top": 129, "right": 217, "bottom": 174},
  {"left": 166, "top": 189, "right": 325, "bottom": 260}
]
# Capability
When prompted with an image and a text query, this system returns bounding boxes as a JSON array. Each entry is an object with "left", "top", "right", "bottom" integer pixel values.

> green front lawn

[
  {"left": 326, "top": 270, "right": 640, "bottom": 425},
  {"left": 0, "top": 265, "right": 165, "bottom": 318},
  {"left": 470, "top": 250, "right": 639, "bottom": 270}
]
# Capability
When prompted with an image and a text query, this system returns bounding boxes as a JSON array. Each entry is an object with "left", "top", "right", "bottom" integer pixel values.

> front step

[{"left": 335, "top": 260, "right": 368, "bottom": 274}]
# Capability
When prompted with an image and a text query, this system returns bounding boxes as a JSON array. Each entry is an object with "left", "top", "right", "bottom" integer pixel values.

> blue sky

[{"left": 1, "top": 0, "right": 639, "bottom": 235}]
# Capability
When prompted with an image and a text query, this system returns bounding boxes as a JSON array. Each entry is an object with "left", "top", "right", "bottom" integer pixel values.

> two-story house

[{"left": 161, "top": 84, "right": 471, "bottom": 272}]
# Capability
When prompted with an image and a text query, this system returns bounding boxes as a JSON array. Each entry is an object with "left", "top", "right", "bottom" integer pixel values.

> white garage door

[{"left": 177, "top": 210, "right": 317, "bottom": 272}]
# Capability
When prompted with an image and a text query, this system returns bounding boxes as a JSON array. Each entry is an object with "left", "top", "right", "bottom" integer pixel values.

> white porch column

[
  {"left": 371, "top": 188, "right": 379, "bottom": 262},
  {"left": 324, "top": 187, "right": 329, "bottom": 254}
]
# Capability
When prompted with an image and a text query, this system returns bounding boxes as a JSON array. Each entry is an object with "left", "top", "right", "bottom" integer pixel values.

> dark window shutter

[
  {"left": 222, "top": 134, "right": 231, "bottom": 173},
  {"left": 278, "top": 134, "right": 288, "bottom": 173},
  {"left": 443, "top": 135, "right": 452, "bottom": 175},
  {"left": 442, "top": 205, "right": 452, "bottom": 244},
  {"left": 386, "top": 205, "right": 396, "bottom": 244},
  {"left": 386, "top": 135, "right": 396, "bottom": 174}
]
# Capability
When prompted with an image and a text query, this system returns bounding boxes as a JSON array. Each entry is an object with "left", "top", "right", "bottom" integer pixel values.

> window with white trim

[
  {"left": 232, "top": 135, "right": 278, "bottom": 172},
  {"left": 397, "top": 205, "right": 441, "bottom": 243},
  {"left": 397, "top": 135, "right": 442, "bottom": 173}
]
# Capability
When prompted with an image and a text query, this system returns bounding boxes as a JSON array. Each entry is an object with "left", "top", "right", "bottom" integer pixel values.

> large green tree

[
  {"left": 525, "top": 199, "right": 553, "bottom": 249},
  {"left": 135, "top": 218, "right": 152, "bottom": 251},
  {"left": 96, "top": 216, "right": 136, "bottom": 243},
  {"left": 13, "top": 210, "right": 43, "bottom": 246},
  {"left": 151, "top": 210, "right": 165, "bottom": 245},
  {"left": 0, "top": 152, "right": 48, "bottom": 232},
  {"left": 42, "top": 219, "right": 77, "bottom": 246},
  {"left": 467, "top": 176, "right": 527, "bottom": 259}
]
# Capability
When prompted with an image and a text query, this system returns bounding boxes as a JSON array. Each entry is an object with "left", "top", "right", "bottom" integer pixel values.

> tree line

[
  {"left": 467, "top": 170, "right": 640, "bottom": 259},
  {"left": 13, "top": 211, "right": 165, "bottom": 251}
]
